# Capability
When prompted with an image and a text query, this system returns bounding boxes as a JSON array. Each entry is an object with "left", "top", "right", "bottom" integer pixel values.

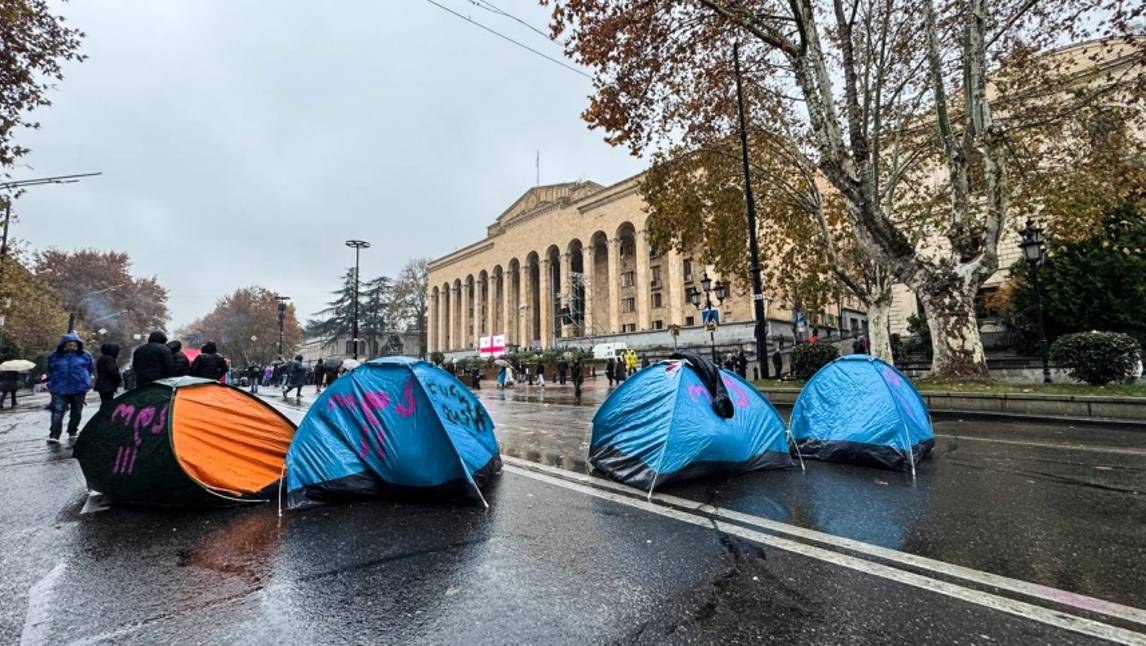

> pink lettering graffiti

[
  {"left": 395, "top": 379, "right": 416, "bottom": 417},
  {"left": 133, "top": 406, "right": 156, "bottom": 446},
  {"left": 111, "top": 403, "right": 135, "bottom": 425},
  {"left": 150, "top": 404, "right": 169, "bottom": 434},
  {"left": 113, "top": 446, "right": 138, "bottom": 476},
  {"left": 688, "top": 385, "right": 712, "bottom": 404},
  {"left": 721, "top": 376, "right": 750, "bottom": 408}
]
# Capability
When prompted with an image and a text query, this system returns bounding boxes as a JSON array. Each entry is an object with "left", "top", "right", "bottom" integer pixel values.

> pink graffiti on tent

[
  {"left": 110, "top": 403, "right": 170, "bottom": 477},
  {"left": 721, "top": 375, "right": 750, "bottom": 408}
]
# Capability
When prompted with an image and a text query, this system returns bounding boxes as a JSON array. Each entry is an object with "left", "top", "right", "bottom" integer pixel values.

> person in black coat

[
  {"left": 167, "top": 340, "right": 190, "bottom": 376},
  {"left": 132, "top": 331, "right": 174, "bottom": 386},
  {"left": 94, "top": 343, "right": 122, "bottom": 408},
  {"left": 570, "top": 359, "right": 584, "bottom": 400},
  {"left": 0, "top": 369, "right": 19, "bottom": 409},
  {"left": 189, "top": 341, "right": 229, "bottom": 381}
]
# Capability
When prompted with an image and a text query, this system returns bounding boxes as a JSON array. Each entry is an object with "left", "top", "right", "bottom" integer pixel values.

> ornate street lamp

[
  {"left": 688, "top": 271, "right": 726, "bottom": 363},
  {"left": 1019, "top": 219, "right": 1051, "bottom": 383}
]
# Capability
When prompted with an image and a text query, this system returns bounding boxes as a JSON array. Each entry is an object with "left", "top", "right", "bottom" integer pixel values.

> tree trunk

[
  {"left": 919, "top": 286, "right": 989, "bottom": 380},
  {"left": 867, "top": 299, "right": 894, "bottom": 364}
]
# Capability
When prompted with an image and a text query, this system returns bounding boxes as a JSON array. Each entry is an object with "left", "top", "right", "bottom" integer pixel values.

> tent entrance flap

[{"left": 172, "top": 384, "right": 295, "bottom": 496}]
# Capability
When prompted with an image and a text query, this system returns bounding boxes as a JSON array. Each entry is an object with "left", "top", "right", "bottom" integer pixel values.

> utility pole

[{"left": 734, "top": 43, "right": 770, "bottom": 380}]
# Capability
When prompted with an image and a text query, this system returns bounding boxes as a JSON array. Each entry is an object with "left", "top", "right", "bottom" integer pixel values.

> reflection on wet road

[{"left": 1, "top": 381, "right": 1143, "bottom": 645}]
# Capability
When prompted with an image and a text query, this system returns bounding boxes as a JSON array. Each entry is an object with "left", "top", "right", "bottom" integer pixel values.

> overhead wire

[
  {"left": 420, "top": 0, "right": 592, "bottom": 79},
  {"left": 466, "top": 0, "right": 553, "bottom": 42}
]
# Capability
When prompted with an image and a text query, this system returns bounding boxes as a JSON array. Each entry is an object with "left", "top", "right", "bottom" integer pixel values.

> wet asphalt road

[{"left": 1, "top": 379, "right": 1143, "bottom": 645}]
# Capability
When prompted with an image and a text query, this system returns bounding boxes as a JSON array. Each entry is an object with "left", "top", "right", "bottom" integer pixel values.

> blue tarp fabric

[
  {"left": 790, "top": 355, "right": 934, "bottom": 471},
  {"left": 285, "top": 357, "right": 500, "bottom": 508},
  {"left": 590, "top": 360, "right": 793, "bottom": 493}
]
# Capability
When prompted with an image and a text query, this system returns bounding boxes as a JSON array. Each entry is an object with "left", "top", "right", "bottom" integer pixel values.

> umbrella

[
  {"left": 0, "top": 359, "right": 36, "bottom": 372},
  {"left": 494, "top": 359, "right": 511, "bottom": 368}
]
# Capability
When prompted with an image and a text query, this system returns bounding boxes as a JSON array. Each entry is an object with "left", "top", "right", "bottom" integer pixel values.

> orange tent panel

[{"left": 171, "top": 385, "right": 295, "bottom": 497}]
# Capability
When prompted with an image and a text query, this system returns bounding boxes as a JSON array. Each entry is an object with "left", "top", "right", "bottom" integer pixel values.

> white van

[{"left": 591, "top": 342, "right": 629, "bottom": 361}]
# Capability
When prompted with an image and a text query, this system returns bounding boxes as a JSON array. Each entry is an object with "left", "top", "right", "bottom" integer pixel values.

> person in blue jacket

[{"left": 47, "top": 332, "right": 94, "bottom": 445}]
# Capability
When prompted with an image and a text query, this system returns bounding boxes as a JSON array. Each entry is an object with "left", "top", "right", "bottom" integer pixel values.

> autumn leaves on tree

[{"left": 547, "top": 0, "right": 1145, "bottom": 379}]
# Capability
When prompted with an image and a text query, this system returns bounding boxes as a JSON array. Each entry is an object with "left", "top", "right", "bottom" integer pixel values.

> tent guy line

[
  {"left": 503, "top": 455, "right": 1146, "bottom": 633},
  {"left": 502, "top": 460, "right": 1146, "bottom": 645}
]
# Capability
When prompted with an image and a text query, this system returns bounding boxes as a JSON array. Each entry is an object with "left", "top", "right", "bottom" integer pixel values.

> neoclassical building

[{"left": 426, "top": 178, "right": 865, "bottom": 356}]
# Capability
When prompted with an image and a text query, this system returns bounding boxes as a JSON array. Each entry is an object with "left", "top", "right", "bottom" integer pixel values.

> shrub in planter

[
  {"left": 790, "top": 342, "right": 839, "bottom": 380},
  {"left": 1049, "top": 331, "right": 1141, "bottom": 386}
]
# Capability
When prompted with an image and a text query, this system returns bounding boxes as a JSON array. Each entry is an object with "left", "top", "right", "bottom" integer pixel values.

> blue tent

[
  {"left": 285, "top": 357, "right": 501, "bottom": 509},
  {"left": 790, "top": 355, "right": 933, "bottom": 473},
  {"left": 590, "top": 360, "right": 794, "bottom": 495}
]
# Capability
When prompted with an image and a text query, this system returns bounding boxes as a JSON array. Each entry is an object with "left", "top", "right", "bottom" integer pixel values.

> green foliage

[
  {"left": 999, "top": 203, "right": 1146, "bottom": 352},
  {"left": 905, "top": 313, "right": 933, "bottom": 359},
  {"left": 790, "top": 342, "right": 839, "bottom": 380},
  {"left": 1049, "top": 331, "right": 1141, "bottom": 386},
  {"left": 429, "top": 351, "right": 445, "bottom": 366}
]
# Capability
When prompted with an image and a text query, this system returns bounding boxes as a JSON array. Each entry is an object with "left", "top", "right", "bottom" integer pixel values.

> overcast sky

[{"left": 12, "top": 0, "right": 645, "bottom": 329}]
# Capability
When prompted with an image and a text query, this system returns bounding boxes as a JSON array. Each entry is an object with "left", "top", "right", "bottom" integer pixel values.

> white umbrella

[
  {"left": 494, "top": 359, "right": 511, "bottom": 368},
  {"left": 0, "top": 359, "right": 36, "bottom": 372}
]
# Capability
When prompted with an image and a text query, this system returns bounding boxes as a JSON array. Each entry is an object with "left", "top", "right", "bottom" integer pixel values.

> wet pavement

[{"left": 1, "top": 379, "right": 1144, "bottom": 645}]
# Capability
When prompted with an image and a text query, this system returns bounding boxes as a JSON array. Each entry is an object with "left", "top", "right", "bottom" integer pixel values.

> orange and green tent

[{"left": 73, "top": 377, "right": 296, "bottom": 505}]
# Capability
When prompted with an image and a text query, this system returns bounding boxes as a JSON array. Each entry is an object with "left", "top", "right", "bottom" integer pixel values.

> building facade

[{"left": 426, "top": 179, "right": 866, "bottom": 357}]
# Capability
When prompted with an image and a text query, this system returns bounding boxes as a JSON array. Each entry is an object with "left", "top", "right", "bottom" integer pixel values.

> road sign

[{"left": 702, "top": 308, "right": 719, "bottom": 333}]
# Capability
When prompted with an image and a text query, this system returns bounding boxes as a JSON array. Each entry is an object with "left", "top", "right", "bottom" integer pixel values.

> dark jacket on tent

[
  {"left": 133, "top": 332, "right": 175, "bottom": 387},
  {"left": 671, "top": 350, "right": 733, "bottom": 419},
  {"left": 94, "top": 344, "right": 122, "bottom": 393},
  {"left": 48, "top": 332, "right": 94, "bottom": 396},
  {"left": 190, "top": 342, "right": 228, "bottom": 380},
  {"left": 168, "top": 340, "right": 190, "bottom": 376}
]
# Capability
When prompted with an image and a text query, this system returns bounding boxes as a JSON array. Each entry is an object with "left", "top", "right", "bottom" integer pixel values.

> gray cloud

[{"left": 14, "top": 0, "right": 644, "bottom": 330}]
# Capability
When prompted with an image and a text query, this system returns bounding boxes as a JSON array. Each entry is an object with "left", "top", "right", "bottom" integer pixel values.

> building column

[
  {"left": 450, "top": 286, "right": 460, "bottom": 350},
  {"left": 667, "top": 249, "right": 684, "bottom": 326},
  {"left": 439, "top": 290, "right": 448, "bottom": 352},
  {"left": 471, "top": 283, "right": 480, "bottom": 350},
  {"left": 608, "top": 238, "right": 621, "bottom": 333},
  {"left": 539, "top": 257, "right": 552, "bottom": 349},
  {"left": 583, "top": 246, "right": 596, "bottom": 337},
  {"left": 487, "top": 275, "right": 497, "bottom": 342},
  {"left": 460, "top": 282, "right": 471, "bottom": 351},
  {"left": 428, "top": 291, "right": 437, "bottom": 352},
  {"left": 561, "top": 251, "right": 575, "bottom": 338},
  {"left": 503, "top": 270, "right": 514, "bottom": 344},
  {"left": 521, "top": 265, "right": 533, "bottom": 348},
  {"left": 635, "top": 228, "right": 652, "bottom": 330}
]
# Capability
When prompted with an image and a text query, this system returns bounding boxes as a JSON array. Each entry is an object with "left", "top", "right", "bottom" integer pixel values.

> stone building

[{"left": 426, "top": 178, "right": 866, "bottom": 358}]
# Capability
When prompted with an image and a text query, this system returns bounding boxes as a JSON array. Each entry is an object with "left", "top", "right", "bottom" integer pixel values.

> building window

[
  {"left": 622, "top": 297, "right": 636, "bottom": 313},
  {"left": 621, "top": 242, "right": 634, "bottom": 258},
  {"left": 621, "top": 271, "right": 634, "bottom": 287},
  {"left": 650, "top": 265, "right": 661, "bottom": 287},
  {"left": 685, "top": 316, "right": 695, "bottom": 326},
  {"left": 653, "top": 320, "right": 664, "bottom": 330},
  {"left": 683, "top": 259, "right": 693, "bottom": 282},
  {"left": 622, "top": 323, "right": 637, "bottom": 333},
  {"left": 651, "top": 292, "right": 663, "bottom": 309}
]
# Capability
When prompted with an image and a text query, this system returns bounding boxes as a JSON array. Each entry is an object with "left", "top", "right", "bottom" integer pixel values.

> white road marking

[
  {"left": 935, "top": 434, "right": 1146, "bottom": 457},
  {"left": 504, "top": 456, "right": 1146, "bottom": 637},
  {"left": 20, "top": 562, "right": 65, "bottom": 646}
]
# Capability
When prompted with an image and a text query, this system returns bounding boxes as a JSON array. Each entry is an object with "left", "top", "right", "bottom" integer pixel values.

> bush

[
  {"left": 1049, "top": 331, "right": 1141, "bottom": 385},
  {"left": 790, "top": 342, "right": 839, "bottom": 379},
  {"left": 429, "top": 351, "right": 445, "bottom": 366}
]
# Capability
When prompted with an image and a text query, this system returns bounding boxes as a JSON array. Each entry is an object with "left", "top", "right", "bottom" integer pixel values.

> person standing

[
  {"left": 0, "top": 369, "right": 19, "bottom": 409},
  {"left": 557, "top": 359, "right": 567, "bottom": 385},
  {"left": 132, "top": 331, "right": 175, "bottom": 387},
  {"left": 771, "top": 349, "right": 783, "bottom": 379},
  {"left": 852, "top": 335, "right": 866, "bottom": 355},
  {"left": 189, "top": 342, "right": 229, "bottom": 381},
  {"left": 47, "top": 332, "right": 94, "bottom": 445},
  {"left": 167, "top": 340, "right": 190, "bottom": 376},
  {"left": 313, "top": 358, "right": 326, "bottom": 393},
  {"left": 94, "top": 343, "right": 122, "bottom": 409},
  {"left": 283, "top": 355, "right": 306, "bottom": 398},
  {"left": 247, "top": 364, "right": 261, "bottom": 393},
  {"left": 735, "top": 350, "right": 748, "bottom": 379},
  {"left": 605, "top": 358, "right": 615, "bottom": 387},
  {"left": 571, "top": 358, "right": 584, "bottom": 400},
  {"left": 536, "top": 363, "right": 546, "bottom": 388}
]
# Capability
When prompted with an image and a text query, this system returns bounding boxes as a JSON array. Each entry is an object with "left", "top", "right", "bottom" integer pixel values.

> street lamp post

[
  {"left": 345, "top": 240, "right": 371, "bottom": 360},
  {"left": 274, "top": 295, "right": 290, "bottom": 358},
  {"left": 1019, "top": 219, "right": 1052, "bottom": 384},
  {"left": 687, "top": 271, "right": 727, "bottom": 364},
  {"left": 733, "top": 43, "right": 770, "bottom": 380}
]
